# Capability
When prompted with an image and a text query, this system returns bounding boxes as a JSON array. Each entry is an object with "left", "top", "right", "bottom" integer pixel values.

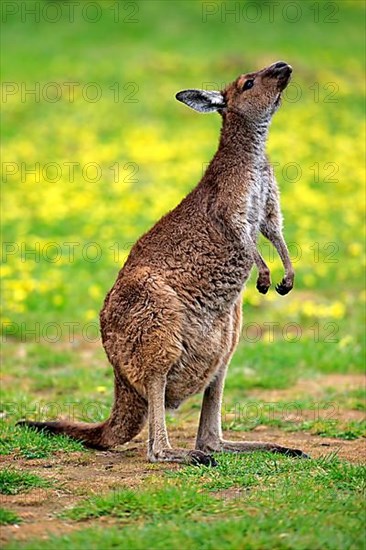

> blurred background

[{"left": 1, "top": 1, "right": 365, "bottom": 432}]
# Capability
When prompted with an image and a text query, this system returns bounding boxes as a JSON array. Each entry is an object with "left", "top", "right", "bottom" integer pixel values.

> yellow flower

[
  {"left": 348, "top": 242, "right": 363, "bottom": 257},
  {"left": 338, "top": 335, "right": 353, "bottom": 349},
  {"left": 302, "top": 300, "right": 317, "bottom": 317},
  {"left": 329, "top": 301, "right": 346, "bottom": 320},
  {"left": 53, "top": 295, "right": 64, "bottom": 306},
  {"left": 88, "top": 285, "right": 101, "bottom": 299},
  {"left": 13, "top": 287, "right": 27, "bottom": 302},
  {"left": 0, "top": 265, "right": 12, "bottom": 277},
  {"left": 85, "top": 309, "right": 97, "bottom": 321}
]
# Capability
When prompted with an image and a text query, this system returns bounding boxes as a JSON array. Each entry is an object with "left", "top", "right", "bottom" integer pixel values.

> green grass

[
  {"left": 0, "top": 469, "right": 51, "bottom": 495},
  {"left": 222, "top": 396, "right": 366, "bottom": 439},
  {"left": 62, "top": 484, "right": 224, "bottom": 522},
  {"left": 4, "top": 517, "right": 363, "bottom": 550},
  {"left": 0, "top": 423, "right": 85, "bottom": 459},
  {"left": 0, "top": 508, "right": 21, "bottom": 526},
  {"left": 6, "top": 455, "right": 366, "bottom": 550},
  {"left": 294, "top": 420, "right": 366, "bottom": 440}
]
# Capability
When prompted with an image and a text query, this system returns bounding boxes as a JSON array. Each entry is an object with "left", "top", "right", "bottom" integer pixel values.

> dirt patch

[
  {"left": 0, "top": 438, "right": 178, "bottom": 545},
  {"left": 249, "top": 374, "right": 365, "bottom": 402}
]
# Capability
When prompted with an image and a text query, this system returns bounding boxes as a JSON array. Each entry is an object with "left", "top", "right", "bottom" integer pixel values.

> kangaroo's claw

[
  {"left": 275, "top": 279, "right": 293, "bottom": 295},
  {"left": 256, "top": 281, "right": 270, "bottom": 294}
]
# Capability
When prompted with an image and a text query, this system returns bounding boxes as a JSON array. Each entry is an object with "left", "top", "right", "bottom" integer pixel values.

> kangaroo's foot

[
  {"left": 149, "top": 447, "right": 217, "bottom": 466},
  {"left": 196, "top": 439, "right": 309, "bottom": 459},
  {"left": 275, "top": 272, "right": 294, "bottom": 295}
]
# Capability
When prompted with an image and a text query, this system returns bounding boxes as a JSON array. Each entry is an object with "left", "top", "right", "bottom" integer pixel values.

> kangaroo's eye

[{"left": 243, "top": 79, "right": 254, "bottom": 91}]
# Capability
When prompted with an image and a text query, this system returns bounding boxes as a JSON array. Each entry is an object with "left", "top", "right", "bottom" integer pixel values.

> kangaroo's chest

[
  {"left": 229, "top": 173, "right": 268, "bottom": 243},
  {"left": 246, "top": 179, "right": 267, "bottom": 230}
]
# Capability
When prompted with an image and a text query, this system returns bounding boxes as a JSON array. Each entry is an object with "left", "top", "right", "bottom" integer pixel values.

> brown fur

[{"left": 19, "top": 62, "right": 307, "bottom": 464}]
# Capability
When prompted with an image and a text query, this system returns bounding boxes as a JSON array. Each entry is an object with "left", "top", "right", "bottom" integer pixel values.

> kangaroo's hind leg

[
  {"left": 104, "top": 270, "right": 216, "bottom": 465},
  {"left": 195, "top": 298, "right": 308, "bottom": 458},
  {"left": 147, "top": 373, "right": 216, "bottom": 466}
]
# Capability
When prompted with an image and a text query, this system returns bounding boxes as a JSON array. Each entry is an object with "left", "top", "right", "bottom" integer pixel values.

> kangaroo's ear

[{"left": 175, "top": 89, "right": 226, "bottom": 113}]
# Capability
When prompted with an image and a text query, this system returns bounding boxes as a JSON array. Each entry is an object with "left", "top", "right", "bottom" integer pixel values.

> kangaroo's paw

[
  {"left": 275, "top": 275, "right": 294, "bottom": 295},
  {"left": 149, "top": 447, "right": 217, "bottom": 466}
]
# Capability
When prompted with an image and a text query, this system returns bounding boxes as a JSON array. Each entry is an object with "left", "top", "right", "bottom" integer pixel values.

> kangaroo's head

[{"left": 176, "top": 61, "right": 292, "bottom": 123}]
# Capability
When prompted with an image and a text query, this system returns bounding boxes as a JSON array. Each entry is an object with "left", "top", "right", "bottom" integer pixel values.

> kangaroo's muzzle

[{"left": 266, "top": 61, "right": 293, "bottom": 90}]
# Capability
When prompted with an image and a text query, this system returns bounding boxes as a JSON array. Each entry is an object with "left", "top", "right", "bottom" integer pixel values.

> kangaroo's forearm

[{"left": 261, "top": 222, "right": 294, "bottom": 295}]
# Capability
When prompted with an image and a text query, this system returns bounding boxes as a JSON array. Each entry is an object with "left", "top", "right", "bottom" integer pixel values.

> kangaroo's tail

[
  {"left": 16, "top": 419, "right": 112, "bottom": 449},
  {"left": 17, "top": 376, "right": 148, "bottom": 450}
]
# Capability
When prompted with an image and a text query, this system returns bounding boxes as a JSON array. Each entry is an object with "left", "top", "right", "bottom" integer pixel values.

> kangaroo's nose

[
  {"left": 265, "top": 61, "right": 292, "bottom": 81},
  {"left": 274, "top": 61, "right": 288, "bottom": 69}
]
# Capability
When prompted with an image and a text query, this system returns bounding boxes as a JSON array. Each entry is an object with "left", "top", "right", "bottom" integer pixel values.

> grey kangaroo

[{"left": 19, "top": 61, "right": 307, "bottom": 465}]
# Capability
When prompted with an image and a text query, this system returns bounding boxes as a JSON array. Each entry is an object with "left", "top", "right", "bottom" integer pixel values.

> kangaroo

[{"left": 19, "top": 61, "right": 306, "bottom": 465}]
